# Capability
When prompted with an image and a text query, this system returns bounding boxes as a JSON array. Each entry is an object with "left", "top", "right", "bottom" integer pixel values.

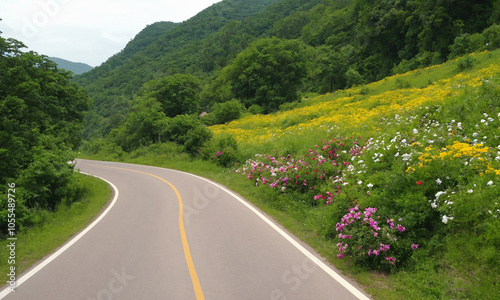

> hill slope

[
  {"left": 76, "top": 0, "right": 499, "bottom": 140},
  {"left": 49, "top": 57, "right": 93, "bottom": 75}
]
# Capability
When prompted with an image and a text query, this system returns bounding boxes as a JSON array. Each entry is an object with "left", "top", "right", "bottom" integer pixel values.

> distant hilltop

[{"left": 49, "top": 57, "right": 93, "bottom": 75}]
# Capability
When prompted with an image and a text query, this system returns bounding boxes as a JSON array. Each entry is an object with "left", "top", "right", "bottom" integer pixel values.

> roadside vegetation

[
  {"left": 0, "top": 34, "right": 111, "bottom": 280},
  {"left": 0, "top": 173, "right": 111, "bottom": 280}
]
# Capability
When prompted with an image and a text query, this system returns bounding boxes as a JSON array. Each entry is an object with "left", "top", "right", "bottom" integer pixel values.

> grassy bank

[{"left": 0, "top": 173, "right": 111, "bottom": 281}]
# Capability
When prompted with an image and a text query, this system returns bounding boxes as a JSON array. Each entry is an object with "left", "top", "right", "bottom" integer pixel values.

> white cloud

[{"left": 0, "top": 0, "right": 222, "bottom": 66}]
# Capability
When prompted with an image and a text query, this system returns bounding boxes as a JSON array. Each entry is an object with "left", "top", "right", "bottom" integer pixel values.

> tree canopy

[{"left": 0, "top": 35, "right": 90, "bottom": 212}]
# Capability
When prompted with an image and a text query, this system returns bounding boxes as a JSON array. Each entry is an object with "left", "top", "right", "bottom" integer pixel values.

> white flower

[
  {"left": 473, "top": 132, "right": 478, "bottom": 137},
  {"left": 367, "top": 183, "right": 374, "bottom": 188},
  {"left": 431, "top": 202, "right": 438, "bottom": 209},
  {"left": 358, "top": 180, "right": 363, "bottom": 185},
  {"left": 394, "top": 152, "right": 400, "bottom": 157},
  {"left": 413, "top": 128, "right": 418, "bottom": 134},
  {"left": 468, "top": 189, "right": 473, "bottom": 193},
  {"left": 436, "top": 178, "right": 442, "bottom": 185},
  {"left": 487, "top": 181, "right": 493, "bottom": 186},
  {"left": 435, "top": 191, "right": 447, "bottom": 200},
  {"left": 442, "top": 215, "right": 454, "bottom": 224}
]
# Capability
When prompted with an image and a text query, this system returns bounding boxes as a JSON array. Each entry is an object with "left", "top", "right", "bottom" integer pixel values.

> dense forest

[{"left": 76, "top": 0, "right": 500, "bottom": 145}]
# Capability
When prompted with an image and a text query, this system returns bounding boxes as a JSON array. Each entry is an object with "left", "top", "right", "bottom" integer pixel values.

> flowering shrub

[
  {"left": 234, "top": 136, "right": 366, "bottom": 205},
  {"left": 200, "top": 134, "right": 240, "bottom": 167},
  {"left": 335, "top": 205, "right": 418, "bottom": 269}
]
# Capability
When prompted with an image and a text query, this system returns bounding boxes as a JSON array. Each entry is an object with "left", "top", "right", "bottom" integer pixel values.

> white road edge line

[
  {"left": 163, "top": 168, "right": 371, "bottom": 300},
  {"left": 0, "top": 172, "right": 119, "bottom": 299}
]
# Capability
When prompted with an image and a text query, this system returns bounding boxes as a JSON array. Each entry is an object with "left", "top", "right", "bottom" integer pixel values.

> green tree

[
  {"left": 226, "top": 37, "right": 307, "bottom": 112},
  {"left": 0, "top": 35, "right": 90, "bottom": 212},
  {"left": 204, "top": 99, "right": 245, "bottom": 125},
  {"left": 140, "top": 74, "right": 202, "bottom": 118},
  {"left": 111, "top": 96, "right": 167, "bottom": 151}
]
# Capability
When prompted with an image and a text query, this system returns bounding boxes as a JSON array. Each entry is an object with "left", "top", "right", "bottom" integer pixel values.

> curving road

[{"left": 1, "top": 159, "right": 371, "bottom": 300}]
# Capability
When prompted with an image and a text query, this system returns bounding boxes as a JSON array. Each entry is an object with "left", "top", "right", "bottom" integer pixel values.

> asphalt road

[{"left": 1, "top": 159, "right": 371, "bottom": 300}]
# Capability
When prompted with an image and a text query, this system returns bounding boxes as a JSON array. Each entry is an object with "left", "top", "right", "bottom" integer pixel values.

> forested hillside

[
  {"left": 77, "top": 0, "right": 499, "bottom": 141},
  {"left": 77, "top": 0, "right": 282, "bottom": 138}
]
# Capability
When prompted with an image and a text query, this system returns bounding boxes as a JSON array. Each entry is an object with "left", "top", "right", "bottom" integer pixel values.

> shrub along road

[{"left": 0, "top": 159, "right": 370, "bottom": 299}]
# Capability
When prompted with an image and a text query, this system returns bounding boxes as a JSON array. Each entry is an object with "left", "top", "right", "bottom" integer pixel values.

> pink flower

[
  {"left": 379, "top": 244, "right": 390, "bottom": 251},
  {"left": 397, "top": 225, "right": 405, "bottom": 232},
  {"left": 337, "top": 254, "right": 343, "bottom": 259},
  {"left": 411, "top": 244, "right": 419, "bottom": 250}
]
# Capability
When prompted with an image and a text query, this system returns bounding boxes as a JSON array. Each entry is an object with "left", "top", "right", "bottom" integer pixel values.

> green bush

[
  {"left": 204, "top": 99, "right": 245, "bottom": 125},
  {"left": 456, "top": 55, "right": 477, "bottom": 72},
  {"left": 483, "top": 24, "right": 500, "bottom": 50},
  {"left": 184, "top": 126, "right": 213, "bottom": 156},
  {"left": 201, "top": 134, "right": 240, "bottom": 167},
  {"left": 17, "top": 147, "right": 74, "bottom": 211},
  {"left": 163, "top": 114, "right": 200, "bottom": 144}
]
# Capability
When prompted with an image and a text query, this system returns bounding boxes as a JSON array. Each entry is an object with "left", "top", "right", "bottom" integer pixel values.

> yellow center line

[{"left": 88, "top": 164, "right": 205, "bottom": 300}]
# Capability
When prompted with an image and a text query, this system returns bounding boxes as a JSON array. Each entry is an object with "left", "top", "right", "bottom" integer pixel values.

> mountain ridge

[{"left": 49, "top": 57, "right": 93, "bottom": 75}]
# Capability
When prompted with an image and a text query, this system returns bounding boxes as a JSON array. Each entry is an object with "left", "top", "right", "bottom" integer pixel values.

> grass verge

[{"left": 0, "top": 173, "right": 111, "bottom": 282}]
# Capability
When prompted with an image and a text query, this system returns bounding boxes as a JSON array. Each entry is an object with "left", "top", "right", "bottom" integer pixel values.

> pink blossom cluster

[
  {"left": 335, "top": 205, "right": 418, "bottom": 265},
  {"left": 236, "top": 137, "right": 368, "bottom": 205}
]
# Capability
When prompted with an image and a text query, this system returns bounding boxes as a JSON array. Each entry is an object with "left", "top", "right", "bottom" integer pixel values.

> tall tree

[
  {"left": 0, "top": 35, "right": 90, "bottom": 210},
  {"left": 140, "top": 74, "right": 202, "bottom": 118},
  {"left": 226, "top": 37, "right": 307, "bottom": 112}
]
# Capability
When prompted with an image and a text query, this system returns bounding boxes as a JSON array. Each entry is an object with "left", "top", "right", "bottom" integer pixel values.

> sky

[{"left": 0, "top": 0, "right": 222, "bottom": 67}]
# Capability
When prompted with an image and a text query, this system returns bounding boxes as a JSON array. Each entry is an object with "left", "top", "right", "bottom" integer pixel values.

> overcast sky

[{"left": 0, "top": 0, "right": 222, "bottom": 67}]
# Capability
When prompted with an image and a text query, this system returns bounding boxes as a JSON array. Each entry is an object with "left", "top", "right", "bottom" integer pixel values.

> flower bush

[{"left": 335, "top": 205, "right": 418, "bottom": 270}]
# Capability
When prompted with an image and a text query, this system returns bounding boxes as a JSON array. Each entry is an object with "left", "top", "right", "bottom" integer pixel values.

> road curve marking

[
  {"left": 90, "top": 165, "right": 205, "bottom": 300},
  {"left": 81, "top": 161, "right": 369, "bottom": 299},
  {"left": 143, "top": 165, "right": 371, "bottom": 300},
  {"left": 0, "top": 172, "right": 120, "bottom": 299}
]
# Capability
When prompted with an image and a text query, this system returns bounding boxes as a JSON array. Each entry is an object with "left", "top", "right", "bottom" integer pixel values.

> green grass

[{"left": 0, "top": 173, "right": 111, "bottom": 279}]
